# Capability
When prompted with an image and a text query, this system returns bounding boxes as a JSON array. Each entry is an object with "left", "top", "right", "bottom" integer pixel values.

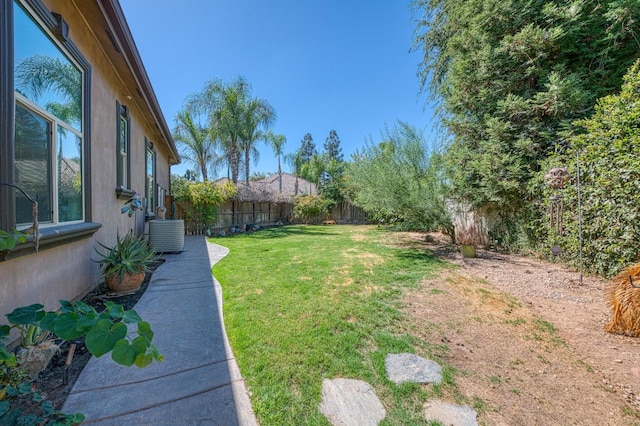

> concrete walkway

[{"left": 63, "top": 236, "right": 257, "bottom": 425}]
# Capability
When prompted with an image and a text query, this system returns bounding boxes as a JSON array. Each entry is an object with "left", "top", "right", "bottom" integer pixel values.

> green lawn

[{"left": 211, "top": 225, "right": 450, "bottom": 425}]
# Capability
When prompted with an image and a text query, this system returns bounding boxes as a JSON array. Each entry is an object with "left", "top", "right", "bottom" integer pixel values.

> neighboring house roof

[
  {"left": 89, "top": 0, "right": 180, "bottom": 165},
  {"left": 255, "top": 173, "right": 317, "bottom": 198},
  {"left": 215, "top": 173, "right": 317, "bottom": 203}
]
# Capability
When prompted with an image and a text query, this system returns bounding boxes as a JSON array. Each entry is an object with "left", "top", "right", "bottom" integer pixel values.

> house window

[
  {"left": 116, "top": 101, "right": 131, "bottom": 195},
  {"left": 145, "top": 140, "right": 155, "bottom": 216},
  {"left": 13, "top": 0, "right": 84, "bottom": 226}
]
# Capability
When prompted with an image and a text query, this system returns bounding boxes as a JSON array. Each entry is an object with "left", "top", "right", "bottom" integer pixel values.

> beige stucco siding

[{"left": 1, "top": 0, "right": 177, "bottom": 321}]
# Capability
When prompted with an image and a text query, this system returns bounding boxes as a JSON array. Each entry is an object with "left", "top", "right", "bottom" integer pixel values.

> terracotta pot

[
  {"left": 459, "top": 244, "right": 477, "bottom": 258},
  {"left": 106, "top": 271, "right": 145, "bottom": 293}
]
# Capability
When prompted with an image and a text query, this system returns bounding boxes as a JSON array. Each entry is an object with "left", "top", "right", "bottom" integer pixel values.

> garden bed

[{"left": 13, "top": 259, "right": 164, "bottom": 418}]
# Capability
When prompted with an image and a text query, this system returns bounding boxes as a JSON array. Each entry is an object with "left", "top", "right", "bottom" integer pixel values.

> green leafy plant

[
  {"left": 0, "top": 229, "right": 27, "bottom": 260},
  {"left": 5, "top": 301, "right": 163, "bottom": 367},
  {"left": 549, "top": 59, "right": 640, "bottom": 276},
  {"left": 95, "top": 232, "right": 158, "bottom": 282},
  {"left": 293, "top": 194, "right": 333, "bottom": 223},
  {"left": 0, "top": 344, "right": 85, "bottom": 425},
  {"left": 188, "top": 180, "right": 237, "bottom": 226},
  {"left": 5, "top": 304, "right": 50, "bottom": 348},
  {"left": 1, "top": 299, "right": 162, "bottom": 424}
]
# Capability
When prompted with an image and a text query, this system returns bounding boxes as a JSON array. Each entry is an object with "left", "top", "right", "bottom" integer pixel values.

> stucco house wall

[{"left": 0, "top": 0, "right": 179, "bottom": 321}]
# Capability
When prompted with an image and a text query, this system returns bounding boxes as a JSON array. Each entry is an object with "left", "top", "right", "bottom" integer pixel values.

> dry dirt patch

[{"left": 400, "top": 232, "right": 640, "bottom": 425}]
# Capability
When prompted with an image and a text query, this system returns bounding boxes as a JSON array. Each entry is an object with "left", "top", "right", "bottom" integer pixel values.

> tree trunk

[
  {"left": 201, "top": 163, "right": 208, "bottom": 182},
  {"left": 244, "top": 146, "right": 250, "bottom": 183},
  {"left": 278, "top": 158, "right": 282, "bottom": 193},
  {"left": 230, "top": 145, "right": 240, "bottom": 184}
]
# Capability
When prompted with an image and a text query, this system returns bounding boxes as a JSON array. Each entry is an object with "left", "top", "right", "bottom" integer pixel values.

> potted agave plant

[{"left": 95, "top": 232, "right": 158, "bottom": 293}]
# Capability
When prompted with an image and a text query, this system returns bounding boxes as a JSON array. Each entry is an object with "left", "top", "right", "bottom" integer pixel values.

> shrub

[
  {"left": 550, "top": 59, "right": 640, "bottom": 276},
  {"left": 293, "top": 195, "right": 333, "bottom": 223}
]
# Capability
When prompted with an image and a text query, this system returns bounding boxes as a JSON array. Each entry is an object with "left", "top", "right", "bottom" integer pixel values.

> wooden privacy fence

[{"left": 169, "top": 199, "right": 368, "bottom": 234}]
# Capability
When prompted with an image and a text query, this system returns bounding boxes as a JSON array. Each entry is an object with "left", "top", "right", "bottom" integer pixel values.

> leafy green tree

[
  {"left": 345, "top": 121, "right": 451, "bottom": 234},
  {"left": 264, "top": 131, "right": 287, "bottom": 192},
  {"left": 170, "top": 174, "right": 191, "bottom": 203},
  {"left": 321, "top": 155, "right": 346, "bottom": 204},
  {"left": 550, "top": 59, "right": 640, "bottom": 276},
  {"left": 301, "top": 154, "right": 325, "bottom": 187},
  {"left": 412, "top": 0, "right": 640, "bottom": 246},
  {"left": 293, "top": 195, "right": 332, "bottom": 223}
]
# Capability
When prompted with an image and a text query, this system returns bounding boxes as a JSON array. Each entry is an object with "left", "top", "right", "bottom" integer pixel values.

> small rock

[
  {"left": 319, "top": 378, "right": 385, "bottom": 426},
  {"left": 385, "top": 353, "right": 443, "bottom": 384},
  {"left": 424, "top": 400, "right": 478, "bottom": 426},
  {"left": 615, "top": 359, "right": 623, "bottom": 363}
]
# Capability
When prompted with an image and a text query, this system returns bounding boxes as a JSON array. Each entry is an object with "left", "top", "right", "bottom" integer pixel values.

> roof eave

[{"left": 98, "top": 0, "right": 180, "bottom": 165}]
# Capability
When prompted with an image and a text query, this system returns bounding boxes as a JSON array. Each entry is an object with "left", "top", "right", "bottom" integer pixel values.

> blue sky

[{"left": 120, "top": 0, "right": 437, "bottom": 178}]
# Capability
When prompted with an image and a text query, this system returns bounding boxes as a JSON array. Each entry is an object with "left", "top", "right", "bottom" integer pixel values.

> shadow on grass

[
  {"left": 393, "top": 247, "right": 452, "bottom": 269},
  {"left": 212, "top": 224, "right": 339, "bottom": 240}
]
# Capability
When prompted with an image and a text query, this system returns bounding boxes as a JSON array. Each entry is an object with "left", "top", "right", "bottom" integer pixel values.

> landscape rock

[
  {"left": 424, "top": 400, "right": 478, "bottom": 426},
  {"left": 385, "top": 353, "right": 443, "bottom": 384},
  {"left": 319, "top": 378, "right": 386, "bottom": 426}
]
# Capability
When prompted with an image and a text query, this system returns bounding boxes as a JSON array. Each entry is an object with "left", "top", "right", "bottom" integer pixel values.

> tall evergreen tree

[
  {"left": 300, "top": 133, "right": 316, "bottom": 163},
  {"left": 323, "top": 130, "right": 343, "bottom": 162}
]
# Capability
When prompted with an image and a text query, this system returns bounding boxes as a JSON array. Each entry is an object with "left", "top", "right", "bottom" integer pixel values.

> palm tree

[
  {"left": 172, "top": 108, "right": 215, "bottom": 181},
  {"left": 264, "top": 131, "right": 287, "bottom": 193},
  {"left": 239, "top": 98, "right": 276, "bottom": 183},
  {"left": 189, "top": 76, "right": 251, "bottom": 184},
  {"left": 285, "top": 148, "right": 305, "bottom": 195}
]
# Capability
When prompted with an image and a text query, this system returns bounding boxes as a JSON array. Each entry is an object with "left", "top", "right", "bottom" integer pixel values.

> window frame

[
  {"left": 115, "top": 100, "right": 133, "bottom": 199},
  {"left": 145, "top": 138, "right": 156, "bottom": 219},
  {"left": 0, "top": 0, "right": 98, "bottom": 258}
]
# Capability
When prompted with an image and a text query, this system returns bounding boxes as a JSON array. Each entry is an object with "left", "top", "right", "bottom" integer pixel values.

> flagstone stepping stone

[
  {"left": 385, "top": 353, "right": 443, "bottom": 384},
  {"left": 319, "top": 378, "right": 386, "bottom": 426},
  {"left": 424, "top": 400, "right": 478, "bottom": 426}
]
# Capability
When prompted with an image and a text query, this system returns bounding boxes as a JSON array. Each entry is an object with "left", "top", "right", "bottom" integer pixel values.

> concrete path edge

[{"left": 206, "top": 239, "right": 258, "bottom": 426}]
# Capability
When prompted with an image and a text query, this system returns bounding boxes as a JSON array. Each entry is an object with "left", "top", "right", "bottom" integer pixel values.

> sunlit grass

[{"left": 212, "top": 225, "right": 448, "bottom": 424}]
